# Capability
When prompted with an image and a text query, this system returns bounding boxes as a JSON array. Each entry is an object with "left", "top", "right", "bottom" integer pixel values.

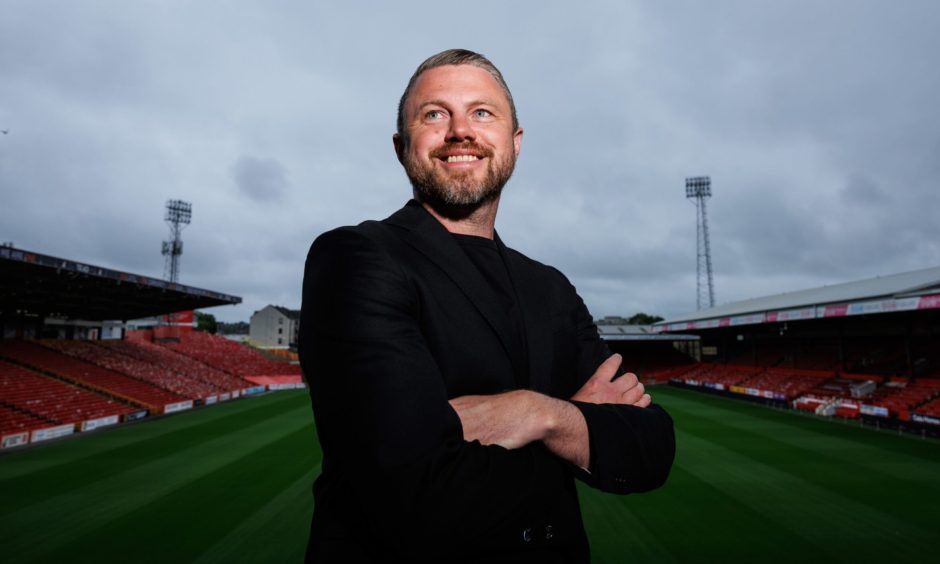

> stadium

[
  {"left": 2, "top": 4, "right": 939, "bottom": 559},
  {"left": 635, "top": 265, "right": 940, "bottom": 434},
  {"left": 2, "top": 239, "right": 938, "bottom": 563}
]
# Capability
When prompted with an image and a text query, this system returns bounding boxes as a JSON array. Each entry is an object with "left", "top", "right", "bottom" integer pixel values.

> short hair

[{"left": 396, "top": 49, "right": 519, "bottom": 143}]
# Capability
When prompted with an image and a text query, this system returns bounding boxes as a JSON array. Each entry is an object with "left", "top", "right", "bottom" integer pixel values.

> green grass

[
  {"left": 581, "top": 387, "right": 940, "bottom": 563},
  {"left": 0, "top": 392, "right": 318, "bottom": 564},
  {"left": 1, "top": 387, "right": 938, "bottom": 563}
]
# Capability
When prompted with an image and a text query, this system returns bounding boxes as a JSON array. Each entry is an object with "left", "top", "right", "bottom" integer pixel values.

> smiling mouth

[
  {"left": 444, "top": 154, "right": 481, "bottom": 163},
  {"left": 431, "top": 142, "right": 492, "bottom": 164}
]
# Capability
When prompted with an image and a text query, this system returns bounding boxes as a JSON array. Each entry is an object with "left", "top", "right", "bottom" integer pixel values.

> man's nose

[{"left": 446, "top": 113, "right": 475, "bottom": 142}]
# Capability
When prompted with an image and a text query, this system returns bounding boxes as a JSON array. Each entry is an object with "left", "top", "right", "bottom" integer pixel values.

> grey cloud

[
  {"left": 2, "top": 0, "right": 939, "bottom": 323},
  {"left": 841, "top": 175, "right": 889, "bottom": 205},
  {"left": 232, "top": 156, "right": 289, "bottom": 202}
]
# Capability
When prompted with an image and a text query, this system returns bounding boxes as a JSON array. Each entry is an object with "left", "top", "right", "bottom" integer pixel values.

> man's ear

[
  {"left": 393, "top": 133, "right": 405, "bottom": 164},
  {"left": 513, "top": 127, "right": 523, "bottom": 157}
]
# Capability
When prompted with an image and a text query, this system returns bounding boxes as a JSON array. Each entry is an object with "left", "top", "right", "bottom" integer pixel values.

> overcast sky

[{"left": 2, "top": 0, "right": 938, "bottom": 323}]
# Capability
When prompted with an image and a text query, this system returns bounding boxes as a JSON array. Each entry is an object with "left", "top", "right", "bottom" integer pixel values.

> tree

[
  {"left": 627, "top": 312, "right": 664, "bottom": 325},
  {"left": 217, "top": 321, "right": 249, "bottom": 335},
  {"left": 195, "top": 311, "right": 218, "bottom": 334}
]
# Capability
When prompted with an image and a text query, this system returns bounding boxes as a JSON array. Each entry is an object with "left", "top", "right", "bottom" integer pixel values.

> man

[{"left": 300, "top": 49, "right": 675, "bottom": 562}]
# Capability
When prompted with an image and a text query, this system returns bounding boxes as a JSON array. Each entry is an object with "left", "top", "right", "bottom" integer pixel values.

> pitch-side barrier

[{"left": 1, "top": 381, "right": 307, "bottom": 450}]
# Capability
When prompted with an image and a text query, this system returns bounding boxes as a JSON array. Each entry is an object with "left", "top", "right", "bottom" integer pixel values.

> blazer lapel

[
  {"left": 385, "top": 201, "right": 522, "bottom": 377},
  {"left": 496, "top": 235, "right": 554, "bottom": 394}
]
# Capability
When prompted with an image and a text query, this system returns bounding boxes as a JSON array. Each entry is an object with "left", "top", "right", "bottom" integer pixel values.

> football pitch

[{"left": 1, "top": 387, "right": 937, "bottom": 563}]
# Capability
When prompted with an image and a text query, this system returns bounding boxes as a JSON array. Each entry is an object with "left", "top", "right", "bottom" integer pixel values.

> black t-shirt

[{"left": 452, "top": 233, "right": 530, "bottom": 388}]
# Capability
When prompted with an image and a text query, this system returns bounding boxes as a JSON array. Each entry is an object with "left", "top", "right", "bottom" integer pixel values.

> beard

[{"left": 403, "top": 140, "right": 517, "bottom": 220}]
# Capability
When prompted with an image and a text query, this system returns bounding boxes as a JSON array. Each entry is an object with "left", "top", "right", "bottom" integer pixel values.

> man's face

[{"left": 395, "top": 64, "right": 523, "bottom": 214}]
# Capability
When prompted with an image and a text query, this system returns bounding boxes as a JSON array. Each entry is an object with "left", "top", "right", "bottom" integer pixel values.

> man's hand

[
  {"left": 450, "top": 389, "right": 590, "bottom": 468},
  {"left": 572, "top": 354, "right": 651, "bottom": 408},
  {"left": 449, "top": 390, "right": 555, "bottom": 450},
  {"left": 448, "top": 354, "right": 652, "bottom": 470}
]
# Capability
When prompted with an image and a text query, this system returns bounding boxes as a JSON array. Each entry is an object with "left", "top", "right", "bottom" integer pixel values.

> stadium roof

[
  {"left": 597, "top": 324, "right": 698, "bottom": 341},
  {"left": 0, "top": 246, "right": 241, "bottom": 321},
  {"left": 658, "top": 265, "right": 940, "bottom": 332}
]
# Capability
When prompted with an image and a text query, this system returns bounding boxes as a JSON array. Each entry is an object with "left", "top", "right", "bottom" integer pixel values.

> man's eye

[
  {"left": 474, "top": 109, "right": 492, "bottom": 118},
  {"left": 426, "top": 110, "right": 444, "bottom": 120}
]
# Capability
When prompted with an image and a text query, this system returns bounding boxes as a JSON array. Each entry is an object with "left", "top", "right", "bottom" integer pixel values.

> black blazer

[{"left": 300, "top": 200, "right": 674, "bottom": 563}]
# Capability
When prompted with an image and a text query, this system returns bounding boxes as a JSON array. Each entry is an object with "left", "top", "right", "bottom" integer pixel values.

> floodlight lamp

[
  {"left": 165, "top": 199, "right": 193, "bottom": 224},
  {"left": 685, "top": 176, "right": 711, "bottom": 199}
]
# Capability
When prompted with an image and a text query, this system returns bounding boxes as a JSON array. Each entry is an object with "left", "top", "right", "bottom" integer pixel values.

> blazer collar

[
  {"left": 385, "top": 200, "right": 552, "bottom": 392},
  {"left": 385, "top": 200, "right": 527, "bottom": 385}
]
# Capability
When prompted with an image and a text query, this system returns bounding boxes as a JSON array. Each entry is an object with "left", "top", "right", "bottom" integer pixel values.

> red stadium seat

[
  {"left": 0, "top": 340, "right": 182, "bottom": 411},
  {"left": 0, "top": 359, "right": 135, "bottom": 437},
  {"left": 161, "top": 332, "right": 301, "bottom": 379}
]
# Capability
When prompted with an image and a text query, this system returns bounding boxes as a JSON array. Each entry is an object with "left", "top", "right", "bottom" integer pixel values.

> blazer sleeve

[
  {"left": 561, "top": 277, "right": 676, "bottom": 495},
  {"left": 301, "top": 228, "right": 581, "bottom": 555}
]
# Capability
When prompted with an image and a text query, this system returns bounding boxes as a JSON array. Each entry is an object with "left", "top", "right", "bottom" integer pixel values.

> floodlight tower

[
  {"left": 162, "top": 199, "right": 192, "bottom": 283},
  {"left": 686, "top": 176, "right": 715, "bottom": 310}
]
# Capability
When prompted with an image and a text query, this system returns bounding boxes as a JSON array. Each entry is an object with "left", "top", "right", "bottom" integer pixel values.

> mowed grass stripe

[
  {"left": 1, "top": 392, "right": 315, "bottom": 562},
  {"left": 0, "top": 391, "right": 306, "bottom": 481},
  {"left": 577, "top": 481, "right": 676, "bottom": 564},
  {"left": 192, "top": 463, "right": 320, "bottom": 564},
  {"left": 661, "top": 386, "right": 940, "bottom": 466},
  {"left": 581, "top": 465, "right": 821, "bottom": 563},
  {"left": 670, "top": 402, "right": 940, "bottom": 527},
  {"left": 35, "top": 426, "right": 318, "bottom": 563},
  {"left": 676, "top": 430, "right": 930, "bottom": 560},
  {"left": 5, "top": 407, "right": 310, "bottom": 560},
  {"left": 661, "top": 387, "right": 940, "bottom": 488},
  {"left": 657, "top": 387, "right": 937, "bottom": 560},
  {"left": 2, "top": 394, "right": 308, "bottom": 524},
  {"left": 662, "top": 387, "right": 940, "bottom": 515},
  {"left": 3, "top": 386, "right": 938, "bottom": 563}
]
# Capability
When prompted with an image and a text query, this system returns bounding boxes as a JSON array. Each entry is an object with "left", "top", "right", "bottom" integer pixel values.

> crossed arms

[
  {"left": 301, "top": 226, "right": 675, "bottom": 554},
  {"left": 450, "top": 353, "right": 652, "bottom": 470}
]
